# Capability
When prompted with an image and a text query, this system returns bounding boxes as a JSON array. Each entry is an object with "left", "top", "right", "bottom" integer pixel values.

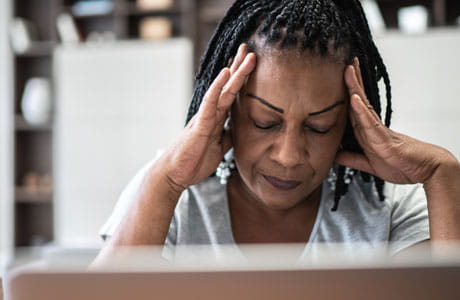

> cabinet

[
  {"left": 11, "top": 0, "right": 200, "bottom": 248},
  {"left": 13, "top": 0, "right": 56, "bottom": 247}
]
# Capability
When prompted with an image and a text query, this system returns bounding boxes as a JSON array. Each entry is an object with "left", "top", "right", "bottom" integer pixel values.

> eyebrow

[
  {"left": 247, "top": 93, "right": 345, "bottom": 116},
  {"left": 247, "top": 93, "right": 284, "bottom": 114},
  {"left": 308, "top": 100, "right": 345, "bottom": 116}
]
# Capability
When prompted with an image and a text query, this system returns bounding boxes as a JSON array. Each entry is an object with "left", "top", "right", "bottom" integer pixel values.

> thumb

[{"left": 335, "top": 151, "right": 374, "bottom": 175}]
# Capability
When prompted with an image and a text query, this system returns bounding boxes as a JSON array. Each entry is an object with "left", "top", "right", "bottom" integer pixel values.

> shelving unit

[
  {"left": 12, "top": 0, "right": 56, "bottom": 248},
  {"left": 10, "top": 0, "right": 202, "bottom": 249},
  {"left": 376, "top": 0, "right": 460, "bottom": 27},
  {"left": 8, "top": 0, "right": 460, "bottom": 250}
]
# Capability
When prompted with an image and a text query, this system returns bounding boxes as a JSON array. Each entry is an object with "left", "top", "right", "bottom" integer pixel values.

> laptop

[{"left": 5, "top": 244, "right": 460, "bottom": 300}]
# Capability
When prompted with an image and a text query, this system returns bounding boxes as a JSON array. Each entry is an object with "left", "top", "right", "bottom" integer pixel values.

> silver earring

[
  {"left": 216, "top": 149, "right": 235, "bottom": 185},
  {"left": 327, "top": 168, "right": 338, "bottom": 191},
  {"left": 344, "top": 167, "right": 355, "bottom": 184},
  {"left": 327, "top": 167, "right": 355, "bottom": 191}
]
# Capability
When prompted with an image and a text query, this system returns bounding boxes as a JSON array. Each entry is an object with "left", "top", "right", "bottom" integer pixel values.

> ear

[
  {"left": 222, "top": 123, "right": 233, "bottom": 154},
  {"left": 224, "top": 112, "right": 232, "bottom": 130}
]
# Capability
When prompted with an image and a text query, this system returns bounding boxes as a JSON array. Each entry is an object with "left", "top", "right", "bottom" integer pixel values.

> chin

[{"left": 257, "top": 191, "right": 305, "bottom": 211}]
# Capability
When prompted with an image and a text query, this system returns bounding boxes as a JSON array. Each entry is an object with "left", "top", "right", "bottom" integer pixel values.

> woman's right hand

[{"left": 159, "top": 43, "right": 256, "bottom": 193}]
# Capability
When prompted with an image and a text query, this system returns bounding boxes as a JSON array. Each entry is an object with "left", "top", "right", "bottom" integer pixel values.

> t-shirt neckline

[{"left": 222, "top": 180, "right": 327, "bottom": 261}]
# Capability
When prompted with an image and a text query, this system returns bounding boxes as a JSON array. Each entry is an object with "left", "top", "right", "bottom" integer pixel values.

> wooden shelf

[
  {"left": 72, "top": 11, "right": 115, "bottom": 19},
  {"left": 67, "top": 2, "right": 181, "bottom": 18},
  {"left": 15, "top": 187, "right": 53, "bottom": 204},
  {"left": 201, "top": 7, "right": 226, "bottom": 24},
  {"left": 123, "top": 2, "right": 181, "bottom": 16},
  {"left": 15, "top": 115, "right": 52, "bottom": 132},
  {"left": 9, "top": 0, "right": 198, "bottom": 248},
  {"left": 67, "top": 0, "right": 115, "bottom": 18}
]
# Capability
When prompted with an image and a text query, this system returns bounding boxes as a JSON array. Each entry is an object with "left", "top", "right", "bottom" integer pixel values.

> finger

[
  {"left": 197, "top": 68, "right": 231, "bottom": 124},
  {"left": 335, "top": 151, "right": 375, "bottom": 175},
  {"left": 345, "top": 64, "right": 381, "bottom": 121},
  {"left": 186, "top": 112, "right": 198, "bottom": 129},
  {"left": 211, "top": 53, "right": 256, "bottom": 137},
  {"left": 218, "top": 52, "right": 257, "bottom": 110},
  {"left": 349, "top": 64, "right": 383, "bottom": 125},
  {"left": 353, "top": 57, "right": 364, "bottom": 88},
  {"left": 229, "top": 43, "right": 248, "bottom": 75},
  {"left": 350, "top": 94, "right": 390, "bottom": 145},
  {"left": 212, "top": 113, "right": 230, "bottom": 139},
  {"left": 345, "top": 63, "right": 378, "bottom": 120},
  {"left": 345, "top": 65, "right": 367, "bottom": 103}
]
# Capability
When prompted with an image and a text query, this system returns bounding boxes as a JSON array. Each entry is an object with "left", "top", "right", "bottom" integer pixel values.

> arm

[
  {"left": 92, "top": 44, "right": 257, "bottom": 267},
  {"left": 423, "top": 154, "right": 460, "bottom": 240},
  {"left": 336, "top": 58, "right": 460, "bottom": 245},
  {"left": 92, "top": 159, "right": 184, "bottom": 267}
]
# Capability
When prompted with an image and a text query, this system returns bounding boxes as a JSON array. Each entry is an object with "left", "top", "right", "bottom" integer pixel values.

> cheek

[
  {"left": 307, "top": 119, "right": 347, "bottom": 162},
  {"left": 232, "top": 119, "right": 266, "bottom": 158}
]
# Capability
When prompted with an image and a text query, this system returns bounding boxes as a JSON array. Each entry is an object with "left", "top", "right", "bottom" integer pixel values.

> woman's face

[{"left": 231, "top": 48, "right": 348, "bottom": 210}]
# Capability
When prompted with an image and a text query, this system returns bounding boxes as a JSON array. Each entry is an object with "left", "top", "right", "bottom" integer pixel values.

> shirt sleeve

[
  {"left": 388, "top": 183, "right": 430, "bottom": 254},
  {"left": 99, "top": 158, "right": 157, "bottom": 241},
  {"left": 161, "top": 207, "right": 178, "bottom": 261},
  {"left": 99, "top": 156, "right": 181, "bottom": 262}
]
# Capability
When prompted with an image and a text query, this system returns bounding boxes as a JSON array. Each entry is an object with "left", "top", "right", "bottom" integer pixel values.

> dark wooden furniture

[{"left": 12, "top": 0, "right": 205, "bottom": 248}]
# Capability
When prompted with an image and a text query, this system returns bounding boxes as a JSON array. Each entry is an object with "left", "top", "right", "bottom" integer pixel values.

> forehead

[{"left": 244, "top": 48, "right": 347, "bottom": 112}]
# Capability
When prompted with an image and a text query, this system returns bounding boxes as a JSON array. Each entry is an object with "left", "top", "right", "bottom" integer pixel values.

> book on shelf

[
  {"left": 137, "top": 0, "right": 173, "bottom": 11},
  {"left": 139, "top": 17, "right": 173, "bottom": 40},
  {"left": 71, "top": 0, "right": 114, "bottom": 17}
]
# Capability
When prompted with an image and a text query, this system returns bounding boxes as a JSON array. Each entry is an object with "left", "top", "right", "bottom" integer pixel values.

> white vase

[{"left": 21, "top": 77, "right": 52, "bottom": 125}]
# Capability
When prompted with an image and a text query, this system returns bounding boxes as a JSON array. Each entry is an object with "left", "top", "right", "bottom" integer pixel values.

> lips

[{"left": 263, "top": 175, "right": 302, "bottom": 191}]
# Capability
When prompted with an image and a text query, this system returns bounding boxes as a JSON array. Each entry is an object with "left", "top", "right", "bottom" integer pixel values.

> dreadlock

[{"left": 186, "top": 0, "right": 393, "bottom": 211}]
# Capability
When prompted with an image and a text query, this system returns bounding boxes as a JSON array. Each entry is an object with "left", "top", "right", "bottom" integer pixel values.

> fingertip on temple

[{"left": 350, "top": 94, "right": 364, "bottom": 112}]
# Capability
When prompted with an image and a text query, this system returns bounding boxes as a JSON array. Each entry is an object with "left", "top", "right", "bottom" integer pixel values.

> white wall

[
  {"left": 375, "top": 29, "right": 460, "bottom": 159},
  {"left": 0, "top": 0, "right": 14, "bottom": 273},
  {"left": 53, "top": 39, "right": 193, "bottom": 247},
  {"left": 46, "top": 28, "right": 460, "bottom": 249}
]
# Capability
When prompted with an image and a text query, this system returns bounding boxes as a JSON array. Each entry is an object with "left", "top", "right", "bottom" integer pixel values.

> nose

[{"left": 269, "top": 129, "right": 307, "bottom": 168}]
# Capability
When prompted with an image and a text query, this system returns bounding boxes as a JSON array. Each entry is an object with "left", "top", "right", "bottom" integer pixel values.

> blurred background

[{"left": 1, "top": 0, "right": 460, "bottom": 270}]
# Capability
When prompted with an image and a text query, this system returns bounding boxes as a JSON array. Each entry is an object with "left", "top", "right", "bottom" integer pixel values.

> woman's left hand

[{"left": 335, "top": 58, "right": 457, "bottom": 185}]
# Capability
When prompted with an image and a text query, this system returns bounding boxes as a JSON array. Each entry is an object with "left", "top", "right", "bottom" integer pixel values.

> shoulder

[
  {"left": 189, "top": 176, "right": 226, "bottom": 199},
  {"left": 167, "top": 176, "right": 232, "bottom": 246},
  {"left": 181, "top": 176, "right": 226, "bottom": 206},
  {"left": 315, "top": 174, "right": 428, "bottom": 243},
  {"left": 174, "top": 176, "right": 228, "bottom": 222},
  {"left": 340, "top": 175, "right": 426, "bottom": 211}
]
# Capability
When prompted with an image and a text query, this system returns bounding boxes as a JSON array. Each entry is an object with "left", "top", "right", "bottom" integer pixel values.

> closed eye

[
  {"left": 307, "top": 126, "right": 331, "bottom": 134},
  {"left": 253, "top": 121, "right": 278, "bottom": 130}
]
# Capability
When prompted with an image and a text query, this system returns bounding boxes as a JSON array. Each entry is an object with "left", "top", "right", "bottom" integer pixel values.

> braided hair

[{"left": 186, "top": 0, "right": 392, "bottom": 211}]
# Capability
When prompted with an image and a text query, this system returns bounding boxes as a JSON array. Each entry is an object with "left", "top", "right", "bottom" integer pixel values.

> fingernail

[
  {"left": 219, "top": 67, "right": 229, "bottom": 77},
  {"left": 351, "top": 94, "right": 364, "bottom": 112},
  {"left": 239, "top": 43, "right": 246, "bottom": 53},
  {"left": 352, "top": 66, "right": 360, "bottom": 82},
  {"left": 355, "top": 93, "right": 366, "bottom": 104}
]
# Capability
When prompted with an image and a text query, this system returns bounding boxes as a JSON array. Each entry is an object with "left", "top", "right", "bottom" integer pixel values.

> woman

[{"left": 94, "top": 0, "right": 460, "bottom": 264}]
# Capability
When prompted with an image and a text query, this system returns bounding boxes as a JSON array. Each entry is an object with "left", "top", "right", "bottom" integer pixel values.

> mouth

[{"left": 263, "top": 175, "right": 302, "bottom": 191}]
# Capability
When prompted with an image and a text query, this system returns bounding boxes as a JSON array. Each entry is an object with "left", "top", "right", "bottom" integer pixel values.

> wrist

[
  {"left": 149, "top": 154, "right": 187, "bottom": 198},
  {"left": 423, "top": 152, "right": 460, "bottom": 193},
  {"left": 422, "top": 151, "right": 460, "bottom": 240}
]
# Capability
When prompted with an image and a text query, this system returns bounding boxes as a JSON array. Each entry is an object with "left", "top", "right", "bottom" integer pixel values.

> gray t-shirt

[{"left": 100, "top": 160, "right": 430, "bottom": 261}]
